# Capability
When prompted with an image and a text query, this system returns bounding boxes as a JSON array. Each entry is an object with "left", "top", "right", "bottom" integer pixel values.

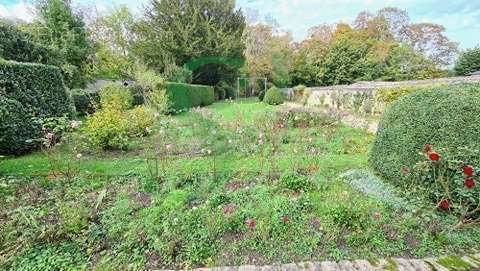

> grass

[{"left": 1, "top": 98, "right": 480, "bottom": 270}]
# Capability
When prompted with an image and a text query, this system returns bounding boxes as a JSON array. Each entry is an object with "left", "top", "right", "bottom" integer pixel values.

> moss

[
  {"left": 385, "top": 258, "right": 398, "bottom": 271},
  {"left": 436, "top": 256, "right": 472, "bottom": 270},
  {"left": 367, "top": 258, "right": 380, "bottom": 267}
]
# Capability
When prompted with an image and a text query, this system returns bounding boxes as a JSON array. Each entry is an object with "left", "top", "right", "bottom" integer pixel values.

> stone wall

[{"left": 305, "top": 75, "right": 480, "bottom": 111}]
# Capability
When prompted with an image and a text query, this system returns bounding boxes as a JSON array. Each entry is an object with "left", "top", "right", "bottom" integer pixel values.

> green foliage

[
  {"left": 375, "top": 84, "right": 445, "bottom": 105},
  {"left": 0, "top": 97, "right": 42, "bottom": 155},
  {"left": 129, "top": 84, "right": 145, "bottom": 106},
  {"left": 0, "top": 60, "right": 73, "bottom": 118},
  {"left": 166, "top": 82, "right": 215, "bottom": 112},
  {"left": 454, "top": 47, "right": 480, "bottom": 76},
  {"left": 263, "top": 86, "right": 284, "bottom": 105},
  {"left": 0, "top": 20, "right": 57, "bottom": 65},
  {"left": 127, "top": 106, "right": 155, "bottom": 137},
  {"left": 29, "top": 0, "right": 93, "bottom": 88},
  {"left": 370, "top": 84, "right": 480, "bottom": 182},
  {"left": 133, "top": 69, "right": 171, "bottom": 113},
  {"left": 215, "top": 81, "right": 235, "bottom": 100},
  {"left": 258, "top": 89, "right": 266, "bottom": 101},
  {"left": 99, "top": 83, "right": 133, "bottom": 111},
  {"left": 71, "top": 89, "right": 99, "bottom": 115},
  {"left": 89, "top": 44, "right": 132, "bottom": 80},
  {"left": 293, "top": 84, "right": 307, "bottom": 97},
  {"left": 134, "top": 0, "right": 246, "bottom": 83},
  {"left": 83, "top": 107, "right": 130, "bottom": 150},
  {"left": 163, "top": 63, "right": 193, "bottom": 83},
  {"left": 280, "top": 172, "right": 313, "bottom": 192}
]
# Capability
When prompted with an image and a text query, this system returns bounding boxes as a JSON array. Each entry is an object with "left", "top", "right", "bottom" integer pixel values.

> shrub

[
  {"left": 0, "top": 97, "right": 42, "bottom": 155},
  {"left": 166, "top": 82, "right": 215, "bottom": 112},
  {"left": 375, "top": 85, "right": 444, "bottom": 105},
  {"left": 454, "top": 47, "right": 480, "bottom": 76},
  {"left": 370, "top": 84, "right": 480, "bottom": 183},
  {"left": 215, "top": 81, "right": 233, "bottom": 100},
  {"left": 83, "top": 108, "right": 129, "bottom": 150},
  {"left": 163, "top": 63, "right": 192, "bottom": 83},
  {"left": 133, "top": 69, "right": 170, "bottom": 113},
  {"left": 129, "top": 84, "right": 145, "bottom": 106},
  {"left": 280, "top": 172, "right": 312, "bottom": 192},
  {"left": 293, "top": 84, "right": 306, "bottom": 97},
  {"left": 71, "top": 89, "right": 100, "bottom": 115},
  {"left": 0, "top": 60, "right": 73, "bottom": 118},
  {"left": 258, "top": 89, "right": 266, "bottom": 101},
  {"left": 263, "top": 86, "right": 284, "bottom": 105},
  {"left": 99, "top": 83, "right": 133, "bottom": 111},
  {"left": 127, "top": 106, "right": 155, "bottom": 137}
]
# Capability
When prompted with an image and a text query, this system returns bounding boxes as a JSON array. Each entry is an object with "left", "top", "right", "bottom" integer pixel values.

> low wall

[{"left": 304, "top": 75, "right": 480, "bottom": 113}]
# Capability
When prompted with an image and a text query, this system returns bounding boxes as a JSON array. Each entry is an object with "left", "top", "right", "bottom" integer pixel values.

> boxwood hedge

[
  {"left": 0, "top": 60, "right": 73, "bottom": 117},
  {"left": 0, "top": 97, "right": 42, "bottom": 155},
  {"left": 166, "top": 82, "right": 214, "bottom": 112},
  {"left": 370, "top": 84, "right": 480, "bottom": 182},
  {"left": 0, "top": 60, "right": 73, "bottom": 155}
]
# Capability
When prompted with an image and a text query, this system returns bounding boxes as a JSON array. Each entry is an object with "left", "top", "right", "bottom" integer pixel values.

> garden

[{"left": 2, "top": 0, "right": 480, "bottom": 270}]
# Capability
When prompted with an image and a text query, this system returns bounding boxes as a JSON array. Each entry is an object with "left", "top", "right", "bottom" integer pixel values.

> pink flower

[
  {"left": 165, "top": 144, "right": 172, "bottom": 151},
  {"left": 46, "top": 133, "right": 54, "bottom": 142},
  {"left": 245, "top": 218, "right": 256, "bottom": 229},
  {"left": 281, "top": 215, "right": 289, "bottom": 223}
]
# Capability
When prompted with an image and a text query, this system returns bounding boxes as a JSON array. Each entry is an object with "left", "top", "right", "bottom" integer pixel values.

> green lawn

[{"left": 1, "top": 99, "right": 480, "bottom": 270}]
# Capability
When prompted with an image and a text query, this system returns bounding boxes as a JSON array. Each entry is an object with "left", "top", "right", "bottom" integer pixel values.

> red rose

[
  {"left": 438, "top": 199, "right": 450, "bottom": 210},
  {"left": 429, "top": 152, "right": 440, "bottom": 162},
  {"left": 423, "top": 144, "right": 432, "bottom": 153},
  {"left": 245, "top": 218, "right": 256, "bottom": 229},
  {"left": 223, "top": 204, "right": 236, "bottom": 215},
  {"left": 281, "top": 216, "right": 289, "bottom": 223},
  {"left": 463, "top": 166, "right": 474, "bottom": 177},
  {"left": 465, "top": 178, "right": 476, "bottom": 189}
]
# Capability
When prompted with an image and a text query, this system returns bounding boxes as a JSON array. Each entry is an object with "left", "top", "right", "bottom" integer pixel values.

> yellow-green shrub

[
  {"left": 375, "top": 84, "right": 446, "bottom": 105},
  {"left": 99, "top": 83, "right": 133, "bottom": 111},
  {"left": 83, "top": 108, "right": 129, "bottom": 150},
  {"left": 127, "top": 106, "right": 155, "bottom": 137}
]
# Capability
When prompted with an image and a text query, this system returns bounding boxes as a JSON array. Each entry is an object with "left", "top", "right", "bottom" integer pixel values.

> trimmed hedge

[
  {"left": 0, "top": 60, "right": 73, "bottom": 118},
  {"left": 370, "top": 84, "right": 480, "bottom": 182},
  {"left": 166, "top": 82, "right": 214, "bottom": 112},
  {"left": 0, "top": 60, "right": 72, "bottom": 155},
  {"left": 0, "top": 97, "right": 42, "bottom": 155}
]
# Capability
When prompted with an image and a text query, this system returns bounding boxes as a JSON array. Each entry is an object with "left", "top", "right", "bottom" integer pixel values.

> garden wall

[{"left": 304, "top": 75, "right": 480, "bottom": 113}]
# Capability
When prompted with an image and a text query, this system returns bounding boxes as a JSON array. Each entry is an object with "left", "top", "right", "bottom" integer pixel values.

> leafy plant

[
  {"left": 263, "top": 86, "right": 284, "bottom": 105},
  {"left": 127, "top": 106, "right": 155, "bottom": 137},
  {"left": 99, "top": 83, "right": 133, "bottom": 111},
  {"left": 83, "top": 108, "right": 129, "bottom": 150}
]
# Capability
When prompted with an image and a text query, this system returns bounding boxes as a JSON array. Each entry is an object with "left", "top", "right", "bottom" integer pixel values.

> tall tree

[
  {"left": 134, "top": 0, "right": 246, "bottom": 85},
  {"left": 27, "top": 0, "right": 92, "bottom": 88},
  {"left": 454, "top": 47, "right": 480, "bottom": 76}
]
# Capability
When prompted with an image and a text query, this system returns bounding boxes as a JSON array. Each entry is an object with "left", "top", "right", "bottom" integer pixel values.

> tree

[
  {"left": 243, "top": 24, "right": 293, "bottom": 88},
  {"left": 454, "top": 47, "right": 480, "bottom": 76},
  {"left": 88, "top": 6, "right": 136, "bottom": 79},
  {"left": 134, "top": 0, "right": 246, "bottom": 85},
  {"left": 0, "top": 20, "right": 58, "bottom": 64},
  {"left": 27, "top": 0, "right": 93, "bottom": 88}
]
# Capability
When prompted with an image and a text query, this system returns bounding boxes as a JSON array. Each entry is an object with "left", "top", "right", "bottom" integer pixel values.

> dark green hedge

[
  {"left": 0, "top": 60, "right": 73, "bottom": 118},
  {"left": 0, "top": 60, "right": 73, "bottom": 155},
  {"left": 370, "top": 84, "right": 480, "bottom": 182},
  {"left": 71, "top": 89, "right": 100, "bottom": 115},
  {"left": 0, "top": 97, "right": 42, "bottom": 155},
  {"left": 166, "top": 82, "right": 214, "bottom": 112}
]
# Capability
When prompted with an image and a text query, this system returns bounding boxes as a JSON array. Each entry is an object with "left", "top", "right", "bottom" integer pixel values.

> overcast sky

[{"left": 1, "top": 0, "right": 479, "bottom": 49}]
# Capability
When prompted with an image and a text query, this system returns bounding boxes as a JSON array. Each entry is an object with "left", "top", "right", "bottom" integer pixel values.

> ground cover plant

[{"left": 2, "top": 98, "right": 480, "bottom": 270}]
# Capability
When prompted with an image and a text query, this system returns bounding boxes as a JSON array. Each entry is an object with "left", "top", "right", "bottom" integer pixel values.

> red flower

[
  {"left": 245, "top": 218, "right": 256, "bottom": 229},
  {"left": 423, "top": 144, "right": 432, "bottom": 153},
  {"left": 223, "top": 204, "right": 236, "bottom": 215},
  {"left": 438, "top": 199, "right": 450, "bottom": 210},
  {"left": 281, "top": 215, "right": 290, "bottom": 223},
  {"left": 465, "top": 178, "right": 476, "bottom": 189},
  {"left": 429, "top": 152, "right": 440, "bottom": 162},
  {"left": 463, "top": 166, "right": 474, "bottom": 177}
]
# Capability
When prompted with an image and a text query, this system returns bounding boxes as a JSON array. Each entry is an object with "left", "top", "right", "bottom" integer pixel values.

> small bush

[
  {"left": 370, "top": 84, "right": 480, "bottom": 183},
  {"left": 71, "top": 89, "right": 100, "bottom": 115},
  {"left": 99, "top": 83, "right": 133, "bottom": 111},
  {"left": 263, "top": 86, "right": 284, "bottom": 105},
  {"left": 280, "top": 172, "right": 312, "bottom": 192},
  {"left": 258, "top": 89, "right": 266, "bottom": 101},
  {"left": 129, "top": 84, "right": 145, "bottom": 106},
  {"left": 163, "top": 63, "right": 192, "bottom": 83},
  {"left": 127, "top": 106, "right": 155, "bottom": 137},
  {"left": 0, "top": 97, "right": 42, "bottom": 155},
  {"left": 83, "top": 108, "right": 129, "bottom": 150}
]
